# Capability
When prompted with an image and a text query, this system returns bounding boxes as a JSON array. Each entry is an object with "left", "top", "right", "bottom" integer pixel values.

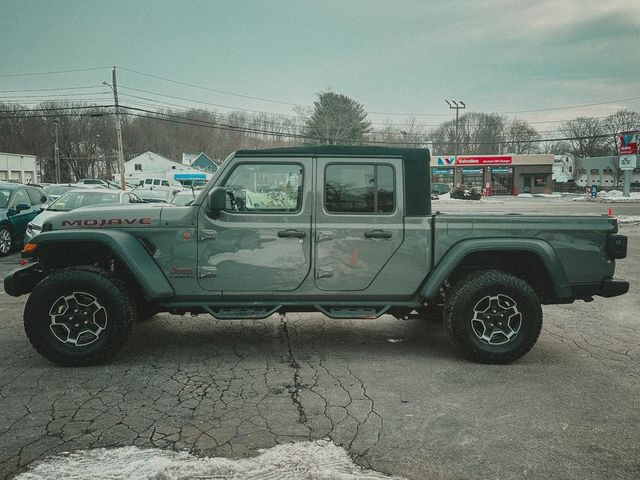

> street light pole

[
  {"left": 445, "top": 100, "right": 466, "bottom": 157},
  {"left": 53, "top": 121, "right": 61, "bottom": 183},
  {"left": 103, "top": 66, "right": 126, "bottom": 190}
]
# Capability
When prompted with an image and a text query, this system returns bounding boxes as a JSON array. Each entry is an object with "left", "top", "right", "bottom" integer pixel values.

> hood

[{"left": 46, "top": 203, "right": 166, "bottom": 230}]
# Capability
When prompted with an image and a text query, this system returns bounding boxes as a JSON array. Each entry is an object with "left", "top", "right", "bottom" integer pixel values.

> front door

[
  {"left": 8, "top": 188, "right": 36, "bottom": 244},
  {"left": 197, "top": 158, "right": 312, "bottom": 292},
  {"left": 315, "top": 157, "right": 405, "bottom": 291}
]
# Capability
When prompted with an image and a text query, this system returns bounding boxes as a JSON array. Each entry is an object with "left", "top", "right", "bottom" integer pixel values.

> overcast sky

[{"left": 1, "top": 0, "right": 639, "bottom": 134}]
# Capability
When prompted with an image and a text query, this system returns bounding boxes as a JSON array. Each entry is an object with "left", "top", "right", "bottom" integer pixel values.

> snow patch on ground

[
  {"left": 572, "top": 190, "right": 640, "bottom": 202},
  {"left": 15, "top": 440, "right": 407, "bottom": 480},
  {"left": 618, "top": 215, "right": 640, "bottom": 224},
  {"left": 433, "top": 192, "right": 485, "bottom": 202},
  {"left": 516, "top": 193, "right": 533, "bottom": 198}
]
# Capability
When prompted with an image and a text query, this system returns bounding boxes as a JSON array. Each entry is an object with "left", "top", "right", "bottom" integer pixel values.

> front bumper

[
  {"left": 3, "top": 263, "right": 45, "bottom": 297},
  {"left": 571, "top": 278, "right": 630, "bottom": 299}
]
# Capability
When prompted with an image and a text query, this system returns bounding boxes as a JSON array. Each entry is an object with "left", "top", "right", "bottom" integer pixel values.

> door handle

[
  {"left": 364, "top": 229, "right": 392, "bottom": 239},
  {"left": 277, "top": 229, "right": 306, "bottom": 238}
]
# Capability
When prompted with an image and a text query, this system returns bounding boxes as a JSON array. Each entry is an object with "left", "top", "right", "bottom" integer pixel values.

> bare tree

[
  {"left": 504, "top": 118, "right": 541, "bottom": 154},
  {"left": 603, "top": 110, "right": 640, "bottom": 154},
  {"left": 559, "top": 117, "right": 608, "bottom": 158},
  {"left": 430, "top": 112, "right": 508, "bottom": 155}
]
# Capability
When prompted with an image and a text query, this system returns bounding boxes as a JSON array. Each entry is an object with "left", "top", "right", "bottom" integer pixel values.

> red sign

[
  {"left": 456, "top": 156, "right": 512, "bottom": 165},
  {"left": 619, "top": 133, "right": 638, "bottom": 155}
]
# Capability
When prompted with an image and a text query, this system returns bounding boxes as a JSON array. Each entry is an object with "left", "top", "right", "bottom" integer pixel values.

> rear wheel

[
  {"left": 24, "top": 267, "right": 136, "bottom": 366},
  {"left": 0, "top": 227, "right": 12, "bottom": 256},
  {"left": 444, "top": 271, "right": 542, "bottom": 364}
]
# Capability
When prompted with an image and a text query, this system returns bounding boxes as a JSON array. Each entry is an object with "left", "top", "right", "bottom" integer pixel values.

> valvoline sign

[
  {"left": 619, "top": 133, "right": 638, "bottom": 155},
  {"left": 456, "top": 156, "right": 512, "bottom": 165},
  {"left": 436, "top": 156, "right": 455, "bottom": 166}
]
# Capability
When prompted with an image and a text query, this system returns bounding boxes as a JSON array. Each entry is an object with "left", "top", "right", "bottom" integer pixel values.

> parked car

[
  {"left": 0, "top": 183, "right": 48, "bottom": 255},
  {"left": 136, "top": 177, "right": 183, "bottom": 191},
  {"left": 133, "top": 187, "right": 176, "bottom": 203},
  {"left": 169, "top": 189, "right": 198, "bottom": 206},
  {"left": 431, "top": 183, "right": 451, "bottom": 200},
  {"left": 42, "top": 183, "right": 99, "bottom": 203},
  {"left": 24, "top": 189, "right": 143, "bottom": 244},
  {"left": 76, "top": 179, "right": 122, "bottom": 189}
]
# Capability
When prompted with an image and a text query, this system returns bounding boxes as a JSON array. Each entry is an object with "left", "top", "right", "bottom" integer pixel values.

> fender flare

[
  {"left": 420, "top": 238, "right": 572, "bottom": 300},
  {"left": 30, "top": 229, "right": 174, "bottom": 299}
]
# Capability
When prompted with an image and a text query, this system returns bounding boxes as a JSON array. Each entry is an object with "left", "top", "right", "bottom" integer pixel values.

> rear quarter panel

[{"left": 434, "top": 214, "right": 617, "bottom": 283}]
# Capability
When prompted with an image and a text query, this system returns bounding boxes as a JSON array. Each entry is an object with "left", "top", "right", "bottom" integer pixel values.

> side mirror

[
  {"left": 40, "top": 204, "right": 48, "bottom": 211},
  {"left": 207, "top": 187, "right": 227, "bottom": 217},
  {"left": 15, "top": 203, "right": 30, "bottom": 212}
]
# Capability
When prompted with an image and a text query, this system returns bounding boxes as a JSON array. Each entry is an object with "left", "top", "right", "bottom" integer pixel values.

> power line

[
  {"left": 117, "top": 66, "right": 640, "bottom": 117},
  {"left": 494, "top": 96, "right": 640, "bottom": 114},
  {"left": 118, "top": 88, "right": 299, "bottom": 119},
  {"left": 118, "top": 66, "right": 305, "bottom": 107},
  {"left": 0, "top": 67, "right": 110, "bottom": 77},
  {"left": 0, "top": 92, "right": 111, "bottom": 99},
  {"left": 0, "top": 105, "right": 113, "bottom": 113},
  {"left": 0, "top": 85, "right": 102, "bottom": 93},
  {"left": 119, "top": 105, "right": 623, "bottom": 146},
  {"left": 116, "top": 86, "right": 602, "bottom": 131}
]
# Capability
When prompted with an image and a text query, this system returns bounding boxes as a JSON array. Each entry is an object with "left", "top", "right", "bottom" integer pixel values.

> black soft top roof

[
  {"left": 236, "top": 145, "right": 428, "bottom": 162},
  {"left": 235, "top": 145, "right": 431, "bottom": 216}
]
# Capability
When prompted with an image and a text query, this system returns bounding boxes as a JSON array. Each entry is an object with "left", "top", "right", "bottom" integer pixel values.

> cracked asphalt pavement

[{"left": 0, "top": 226, "right": 638, "bottom": 480}]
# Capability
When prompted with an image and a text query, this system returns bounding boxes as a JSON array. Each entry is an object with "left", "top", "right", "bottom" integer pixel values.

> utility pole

[
  {"left": 53, "top": 120, "right": 61, "bottom": 183},
  {"left": 104, "top": 66, "right": 126, "bottom": 189}
]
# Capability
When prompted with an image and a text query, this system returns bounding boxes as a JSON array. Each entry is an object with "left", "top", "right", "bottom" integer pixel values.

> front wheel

[
  {"left": 24, "top": 267, "right": 136, "bottom": 366},
  {"left": 444, "top": 271, "right": 542, "bottom": 364}
]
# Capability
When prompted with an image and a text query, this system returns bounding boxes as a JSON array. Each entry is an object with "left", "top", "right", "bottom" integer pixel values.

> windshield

[
  {"left": 48, "top": 191, "right": 120, "bottom": 212},
  {"left": 135, "top": 189, "right": 172, "bottom": 202},
  {"left": 43, "top": 185, "right": 74, "bottom": 196},
  {"left": 0, "top": 189, "right": 11, "bottom": 208},
  {"left": 170, "top": 193, "right": 195, "bottom": 206}
]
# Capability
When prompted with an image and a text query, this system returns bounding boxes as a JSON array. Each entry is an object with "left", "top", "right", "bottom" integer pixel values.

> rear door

[
  {"left": 315, "top": 157, "right": 405, "bottom": 291},
  {"left": 197, "top": 158, "right": 312, "bottom": 292}
]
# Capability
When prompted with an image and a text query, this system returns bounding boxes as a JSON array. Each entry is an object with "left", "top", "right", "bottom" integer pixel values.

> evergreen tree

[{"left": 303, "top": 91, "right": 371, "bottom": 145}]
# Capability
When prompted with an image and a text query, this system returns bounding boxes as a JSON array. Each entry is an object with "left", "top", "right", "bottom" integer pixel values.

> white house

[
  {"left": 121, "top": 151, "right": 212, "bottom": 185},
  {"left": 0, "top": 152, "right": 38, "bottom": 183},
  {"left": 552, "top": 154, "right": 575, "bottom": 183}
]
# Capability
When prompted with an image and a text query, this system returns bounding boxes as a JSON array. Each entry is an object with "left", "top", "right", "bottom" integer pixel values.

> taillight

[{"left": 607, "top": 234, "right": 627, "bottom": 259}]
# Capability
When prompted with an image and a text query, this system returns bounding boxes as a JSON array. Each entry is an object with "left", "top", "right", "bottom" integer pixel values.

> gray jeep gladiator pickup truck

[{"left": 4, "top": 146, "right": 629, "bottom": 366}]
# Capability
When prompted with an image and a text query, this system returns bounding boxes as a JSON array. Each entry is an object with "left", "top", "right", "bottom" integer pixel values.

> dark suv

[{"left": 0, "top": 183, "right": 48, "bottom": 256}]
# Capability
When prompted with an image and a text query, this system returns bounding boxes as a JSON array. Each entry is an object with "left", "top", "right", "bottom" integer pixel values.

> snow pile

[
  {"left": 617, "top": 215, "right": 640, "bottom": 224},
  {"left": 533, "top": 193, "right": 562, "bottom": 198},
  {"left": 516, "top": 193, "right": 533, "bottom": 198},
  {"left": 16, "top": 440, "right": 406, "bottom": 480},
  {"left": 572, "top": 190, "right": 640, "bottom": 202}
]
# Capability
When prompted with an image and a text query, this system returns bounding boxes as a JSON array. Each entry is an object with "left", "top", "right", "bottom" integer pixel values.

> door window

[
  {"left": 10, "top": 189, "right": 30, "bottom": 209},
  {"left": 325, "top": 164, "right": 395, "bottom": 214},
  {"left": 26, "top": 187, "right": 46, "bottom": 205},
  {"left": 223, "top": 163, "right": 303, "bottom": 213}
]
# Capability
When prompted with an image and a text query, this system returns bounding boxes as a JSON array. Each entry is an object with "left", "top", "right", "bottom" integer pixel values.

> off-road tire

[
  {"left": 444, "top": 270, "right": 542, "bottom": 364},
  {"left": 0, "top": 226, "right": 12, "bottom": 257},
  {"left": 24, "top": 266, "right": 136, "bottom": 366}
]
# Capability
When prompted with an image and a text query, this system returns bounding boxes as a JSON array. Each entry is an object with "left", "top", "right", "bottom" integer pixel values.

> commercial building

[
  {"left": 123, "top": 151, "right": 213, "bottom": 185},
  {"left": 573, "top": 156, "right": 640, "bottom": 189},
  {"left": 431, "top": 154, "right": 554, "bottom": 195},
  {"left": 0, "top": 152, "right": 38, "bottom": 184}
]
